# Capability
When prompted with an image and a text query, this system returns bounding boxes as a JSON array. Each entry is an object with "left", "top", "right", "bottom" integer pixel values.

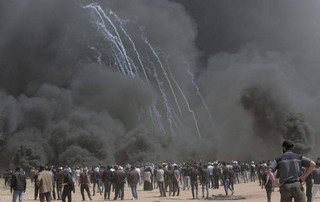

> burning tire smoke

[{"left": 1, "top": 0, "right": 320, "bottom": 168}]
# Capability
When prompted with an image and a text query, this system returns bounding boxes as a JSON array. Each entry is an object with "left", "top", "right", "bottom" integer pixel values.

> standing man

[
  {"left": 268, "top": 140, "right": 315, "bottom": 202},
  {"left": 36, "top": 165, "right": 53, "bottom": 202},
  {"left": 114, "top": 166, "right": 126, "bottom": 200},
  {"left": 55, "top": 167, "right": 64, "bottom": 200},
  {"left": 92, "top": 167, "right": 102, "bottom": 196},
  {"left": 79, "top": 167, "right": 92, "bottom": 201},
  {"left": 201, "top": 164, "right": 210, "bottom": 198},
  {"left": 232, "top": 161, "right": 241, "bottom": 184},
  {"left": 221, "top": 162, "right": 230, "bottom": 196},
  {"left": 102, "top": 166, "right": 113, "bottom": 200},
  {"left": 61, "top": 171, "right": 74, "bottom": 202},
  {"left": 172, "top": 165, "right": 180, "bottom": 196},
  {"left": 10, "top": 166, "right": 26, "bottom": 202},
  {"left": 127, "top": 166, "right": 139, "bottom": 200},
  {"left": 250, "top": 161, "right": 256, "bottom": 182},
  {"left": 33, "top": 170, "right": 39, "bottom": 200},
  {"left": 156, "top": 165, "right": 166, "bottom": 197},
  {"left": 213, "top": 162, "right": 221, "bottom": 189},
  {"left": 242, "top": 161, "right": 249, "bottom": 183},
  {"left": 190, "top": 165, "right": 201, "bottom": 199},
  {"left": 164, "top": 164, "right": 173, "bottom": 196}
]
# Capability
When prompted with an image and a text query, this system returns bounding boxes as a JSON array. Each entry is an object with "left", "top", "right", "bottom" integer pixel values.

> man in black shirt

[
  {"left": 61, "top": 171, "right": 74, "bottom": 202},
  {"left": 102, "top": 166, "right": 113, "bottom": 200},
  {"left": 190, "top": 165, "right": 200, "bottom": 199}
]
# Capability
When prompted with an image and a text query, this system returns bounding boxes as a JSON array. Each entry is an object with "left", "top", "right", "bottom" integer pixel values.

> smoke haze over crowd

[{"left": 0, "top": 0, "right": 320, "bottom": 169}]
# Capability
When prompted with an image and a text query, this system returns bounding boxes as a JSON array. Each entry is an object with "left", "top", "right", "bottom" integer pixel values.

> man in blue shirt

[{"left": 268, "top": 140, "right": 315, "bottom": 202}]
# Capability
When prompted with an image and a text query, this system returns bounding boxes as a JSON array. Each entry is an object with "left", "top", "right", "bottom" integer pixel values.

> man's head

[
  {"left": 282, "top": 140, "right": 294, "bottom": 153},
  {"left": 16, "top": 166, "right": 21, "bottom": 171},
  {"left": 39, "top": 165, "right": 45, "bottom": 171}
]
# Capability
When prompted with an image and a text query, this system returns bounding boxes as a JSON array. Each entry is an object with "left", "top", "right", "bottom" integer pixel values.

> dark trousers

[
  {"left": 191, "top": 181, "right": 198, "bottom": 199},
  {"left": 280, "top": 181, "right": 305, "bottom": 202},
  {"left": 266, "top": 189, "right": 272, "bottom": 202},
  {"left": 104, "top": 181, "right": 111, "bottom": 200},
  {"left": 52, "top": 186, "right": 56, "bottom": 200},
  {"left": 210, "top": 175, "right": 214, "bottom": 188},
  {"left": 40, "top": 192, "right": 51, "bottom": 202},
  {"left": 214, "top": 177, "right": 220, "bottom": 189},
  {"left": 306, "top": 176, "right": 312, "bottom": 202},
  {"left": 81, "top": 184, "right": 91, "bottom": 200},
  {"left": 165, "top": 181, "right": 173, "bottom": 196},
  {"left": 229, "top": 179, "right": 234, "bottom": 191},
  {"left": 202, "top": 182, "right": 209, "bottom": 198},
  {"left": 56, "top": 185, "right": 62, "bottom": 200},
  {"left": 173, "top": 181, "right": 180, "bottom": 196},
  {"left": 62, "top": 190, "right": 72, "bottom": 202},
  {"left": 34, "top": 184, "right": 39, "bottom": 199},
  {"left": 157, "top": 181, "right": 166, "bottom": 197},
  {"left": 93, "top": 180, "right": 102, "bottom": 195},
  {"left": 114, "top": 183, "right": 124, "bottom": 200}
]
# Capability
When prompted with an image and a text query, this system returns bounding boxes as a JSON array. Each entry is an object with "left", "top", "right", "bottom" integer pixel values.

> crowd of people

[{"left": 2, "top": 140, "right": 320, "bottom": 202}]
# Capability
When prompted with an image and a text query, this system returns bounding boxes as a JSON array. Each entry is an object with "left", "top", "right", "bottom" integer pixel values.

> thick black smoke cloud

[
  {"left": 0, "top": 0, "right": 218, "bottom": 169},
  {"left": 1, "top": 0, "right": 320, "bottom": 168},
  {"left": 240, "top": 84, "right": 313, "bottom": 155}
]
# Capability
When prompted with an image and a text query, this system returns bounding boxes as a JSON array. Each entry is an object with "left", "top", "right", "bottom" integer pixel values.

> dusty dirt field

[{"left": 1, "top": 179, "right": 319, "bottom": 202}]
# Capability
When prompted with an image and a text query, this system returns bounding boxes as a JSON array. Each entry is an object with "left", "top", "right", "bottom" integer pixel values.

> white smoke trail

[{"left": 185, "top": 61, "right": 214, "bottom": 126}]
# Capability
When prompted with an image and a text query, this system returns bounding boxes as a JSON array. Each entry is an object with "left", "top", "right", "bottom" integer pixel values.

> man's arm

[
  {"left": 267, "top": 169, "right": 283, "bottom": 188},
  {"left": 299, "top": 160, "right": 316, "bottom": 182}
]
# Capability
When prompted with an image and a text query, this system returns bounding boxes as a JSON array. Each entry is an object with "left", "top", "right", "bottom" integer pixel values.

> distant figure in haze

[
  {"left": 36, "top": 165, "right": 53, "bottom": 202},
  {"left": 164, "top": 164, "right": 173, "bottom": 195},
  {"left": 221, "top": 162, "right": 233, "bottom": 196},
  {"left": 5, "top": 169, "right": 13, "bottom": 187},
  {"left": 232, "top": 161, "right": 241, "bottom": 184},
  {"left": 33, "top": 170, "right": 39, "bottom": 200},
  {"left": 127, "top": 166, "right": 140, "bottom": 200},
  {"left": 242, "top": 161, "right": 249, "bottom": 183},
  {"left": 156, "top": 165, "right": 166, "bottom": 197},
  {"left": 55, "top": 167, "right": 64, "bottom": 200},
  {"left": 213, "top": 162, "right": 221, "bottom": 189},
  {"left": 49, "top": 167, "right": 56, "bottom": 200},
  {"left": 61, "top": 171, "right": 74, "bottom": 202},
  {"left": 102, "top": 165, "right": 113, "bottom": 200},
  {"left": 268, "top": 140, "right": 315, "bottom": 202},
  {"left": 172, "top": 165, "right": 180, "bottom": 196},
  {"left": 312, "top": 158, "right": 320, "bottom": 202},
  {"left": 74, "top": 167, "right": 81, "bottom": 184},
  {"left": 201, "top": 164, "right": 210, "bottom": 198},
  {"left": 92, "top": 167, "right": 102, "bottom": 196},
  {"left": 228, "top": 165, "right": 235, "bottom": 195},
  {"left": 79, "top": 167, "right": 92, "bottom": 201},
  {"left": 10, "top": 166, "right": 26, "bottom": 202},
  {"left": 190, "top": 165, "right": 201, "bottom": 199},
  {"left": 143, "top": 167, "right": 153, "bottom": 191},
  {"left": 261, "top": 163, "right": 273, "bottom": 202},
  {"left": 113, "top": 166, "right": 126, "bottom": 200},
  {"left": 250, "top": 161, "right": 256, "bottom": 182},
  {"left": 207, "top": 163, "right": 214, "bottom": 188}
]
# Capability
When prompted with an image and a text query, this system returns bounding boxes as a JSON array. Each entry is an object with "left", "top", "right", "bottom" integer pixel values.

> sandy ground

[{"left": 1, "top": 179, "right": 320, "bottom": 202}]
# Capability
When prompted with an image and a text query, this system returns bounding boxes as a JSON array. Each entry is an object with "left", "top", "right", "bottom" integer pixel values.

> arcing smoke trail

[{"left": 185, "top": 62, "right": 214, "bottom": 126}]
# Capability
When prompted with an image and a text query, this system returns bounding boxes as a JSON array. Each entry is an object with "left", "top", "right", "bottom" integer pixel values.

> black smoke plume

[{"left": 241, "top": 84, "right": 314, "bottom": 155}]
